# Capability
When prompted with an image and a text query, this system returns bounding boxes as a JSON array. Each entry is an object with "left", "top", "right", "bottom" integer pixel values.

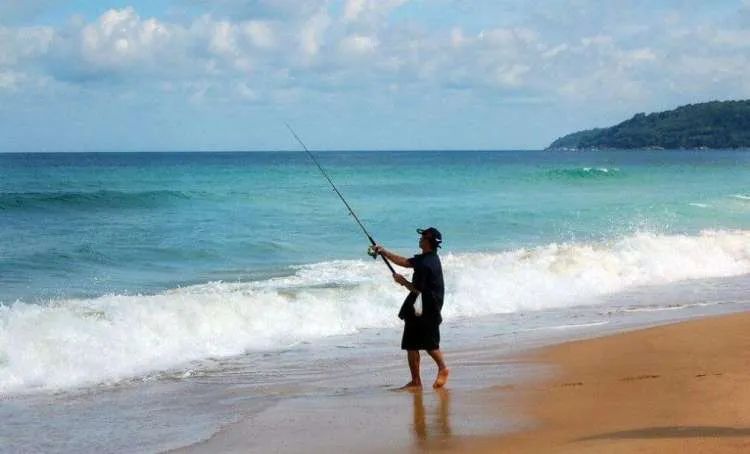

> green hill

[{"left": 547, "top": 100, "right": 750, "bottom": 150}]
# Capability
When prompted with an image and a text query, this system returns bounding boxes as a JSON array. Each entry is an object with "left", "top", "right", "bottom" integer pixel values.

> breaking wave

[
  {"left": 1, "top": 229, "right": 750, "bottom": 394},
  {"left": 546, "top": 167, "right": 621, "bottom": 179}
]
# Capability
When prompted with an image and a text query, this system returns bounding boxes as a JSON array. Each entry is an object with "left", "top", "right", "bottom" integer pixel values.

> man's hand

[
  {"left": 372, "top": 245, "right": 411, "bottom": 268},
  {"left": 393, "top": 273, "right": 409, "bottom": 287}
]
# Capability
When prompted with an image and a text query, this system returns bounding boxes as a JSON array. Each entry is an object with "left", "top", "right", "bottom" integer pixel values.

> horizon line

[{"left": 0, "top": 148, "right": 545, "bottom": 154}]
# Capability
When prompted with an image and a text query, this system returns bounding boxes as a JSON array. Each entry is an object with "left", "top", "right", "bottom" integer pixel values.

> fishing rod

[{"left": 285, "top": 123, "right": 396, "bottom": 274}]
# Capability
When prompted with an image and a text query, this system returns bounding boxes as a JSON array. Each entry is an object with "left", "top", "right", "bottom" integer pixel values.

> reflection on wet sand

[{"left": 411, "top": 388, "right": 452, "bottom": 449}]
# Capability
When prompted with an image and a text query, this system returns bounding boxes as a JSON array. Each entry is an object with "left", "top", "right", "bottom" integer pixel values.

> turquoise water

[
  {"left": 1, "top": 150, "right": 750, "bottom": 395},
  {"left": 2, "top": 150, "right": 749, "bottom": 303}
]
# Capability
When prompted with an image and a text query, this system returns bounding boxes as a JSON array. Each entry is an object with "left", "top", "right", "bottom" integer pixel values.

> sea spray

[{"left": 1, "top": 230, "right": 750, "bottom": 394}]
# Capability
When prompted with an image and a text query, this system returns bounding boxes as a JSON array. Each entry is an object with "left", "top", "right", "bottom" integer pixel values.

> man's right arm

[{"left": 373, "top": 246, "right": 412, "bottom": 268}]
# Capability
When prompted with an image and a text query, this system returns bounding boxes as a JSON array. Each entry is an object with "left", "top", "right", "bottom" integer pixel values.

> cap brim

[{"left": 417, "top": 228, "right": 442, "bottom": 243}]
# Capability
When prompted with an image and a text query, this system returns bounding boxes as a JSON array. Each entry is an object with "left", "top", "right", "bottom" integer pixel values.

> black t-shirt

[{"left": 399, "top": 251, "right": 444, "bottom": 323}]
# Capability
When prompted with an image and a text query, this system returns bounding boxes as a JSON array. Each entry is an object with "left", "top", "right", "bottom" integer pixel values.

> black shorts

[{"left": 401, "top": 317, "right": 440, "bottom": 351}]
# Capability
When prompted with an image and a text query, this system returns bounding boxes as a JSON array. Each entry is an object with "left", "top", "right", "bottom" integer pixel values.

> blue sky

[{"left": 1, "top": 0, "right": 748, "bottom": 151}]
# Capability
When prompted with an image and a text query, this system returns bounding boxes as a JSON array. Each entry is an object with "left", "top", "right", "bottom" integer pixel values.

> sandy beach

[
  {"left": 180, "top": 310, "right": 750, "bottom": 453},
  {"left": 466, "top": 310, "right": 750, "bottom": 453}
]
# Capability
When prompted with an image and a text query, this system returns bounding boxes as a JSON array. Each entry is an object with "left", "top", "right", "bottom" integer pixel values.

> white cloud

[
  {"left": 621, "top": 47, "right": 656, "bottom": 66},
  {"left": 208, "top": 20, "right": 237, "bottom": 57},
  {"left": 541, "top": 43, "right": 568, "bottom": 59},
  {"left": 0, "top": 1, "right": 747, "bottom": 109},
  {"left": 342, "top": 0, "right": 409, "bottom": 24},
  {"left": 710, "top": 29, "right": 750, "bottom": 47},
  {"left": 343, "top": 0, "right": 366, "bottom": 22},
  {"left": 494, "top": 64, "right": 530, "bottom": 88},
  {"left": 26, "top": 8, "right": 281, "bottom": 80},
  {"left": 299, "top": 9, "right": 330, "bottom": 57},
  {"left": 0, "top": 25, "right": 53, "bottom": 65},
  {"left": 450, "top": 27, "right": 466, "bottom": 48},
  {"left": 339, "top": 34, "right": 378, "bottom": 55},
  {"left": 202, "top": 18, "right": 275, "bottom": 59},
  {"left": 480, "top": 27, "right": 538, "bottom": 47},
  {"left": 0, "top": 71, "right": 20, "bottom": 90},
  {"left": 558, "top": 67, "right": 649, "bottom": 102},
  {"left": 79, "top": 7, "right": 174, "bottom": 70},
  {"left": 235, "top": 80, "right": 258, "bottom": 101},
  {"left": 241, "top": 21, "right": 275, "bottom": 49},
  {"left": 580, "top": 34, "right": 613, "bottom": 48}
]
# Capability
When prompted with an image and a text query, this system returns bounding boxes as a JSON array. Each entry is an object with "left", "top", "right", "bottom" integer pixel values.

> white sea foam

[
  {"left": 549, "top": 321, "right": 610, "bottom": 330},
  {"left": 519, "top": 321, "right": 610, "bottom": 332},
  {"left": 622, "top": 304, "right": 687, "bottom": 313},
  {"left": 2, "top": 230, "right": 750, "bottom": 394},
  {"left": 582, "top": 167, "right": 617, "bottom": 173},
  {"left": 622, "top": 301, "right": 723, "bottom": 313},
  {"left": 732, "top": 194, "right": 750, "bottom": 200}
]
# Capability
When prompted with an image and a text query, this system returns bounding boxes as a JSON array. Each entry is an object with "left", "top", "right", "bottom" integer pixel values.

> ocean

[{"left": 2, "top": 150, "right": 750, "bottom": 451}]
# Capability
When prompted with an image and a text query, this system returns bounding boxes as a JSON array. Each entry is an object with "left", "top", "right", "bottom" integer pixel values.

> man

[{"left": 374, "top": 227, "right": 449, "bottom": 389}]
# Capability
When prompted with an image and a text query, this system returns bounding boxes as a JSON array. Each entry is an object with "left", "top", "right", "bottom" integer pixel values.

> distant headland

[{"left": 547, "top": 100, "right": 750, "bottom": 150}]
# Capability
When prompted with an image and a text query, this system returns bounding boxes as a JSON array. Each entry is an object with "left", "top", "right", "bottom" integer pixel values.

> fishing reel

[{"left": 367, "top": 245, "right": 378, "bottom": 259}]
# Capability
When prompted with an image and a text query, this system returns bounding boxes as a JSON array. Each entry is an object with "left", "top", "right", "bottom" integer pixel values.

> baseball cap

[{"left": 417, "top": 227, "right": 442, "bottom": 246}]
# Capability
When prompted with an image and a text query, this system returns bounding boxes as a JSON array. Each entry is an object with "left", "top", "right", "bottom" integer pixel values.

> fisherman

[{"left": 374, "top": 227, "right": 449, "bottom": 389}]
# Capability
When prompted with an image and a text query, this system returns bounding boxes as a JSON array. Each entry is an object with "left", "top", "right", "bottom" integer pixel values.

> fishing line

[{"left": 285, "top": 123, "right": 395, "bottom": 274}]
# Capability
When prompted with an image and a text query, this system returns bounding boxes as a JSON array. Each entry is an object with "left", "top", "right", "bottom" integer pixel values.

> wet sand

[
  {"left": 465, "top": 311, "right": 750, "bottom": 452},
  {"left": 177, "top": 311, "right": 750, "bottom": 453}
]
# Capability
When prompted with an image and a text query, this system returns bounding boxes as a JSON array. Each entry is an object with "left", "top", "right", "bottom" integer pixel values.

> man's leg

[
  {"left": 427, "top": 349, "right": 450, "bottom": 388},
  {"left": 402, "top": 350, "right": 422, "bottom": 388}
]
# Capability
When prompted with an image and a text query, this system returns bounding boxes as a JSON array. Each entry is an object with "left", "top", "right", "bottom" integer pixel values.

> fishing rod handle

[
  {"left": 380, "top": 256, "right": 396, "bottom": 274},
  {"left": 372, "top": 242, "right": 396, "bottom": 273}
]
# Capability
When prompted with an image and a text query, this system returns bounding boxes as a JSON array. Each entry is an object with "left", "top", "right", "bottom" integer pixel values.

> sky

[{"left": 0, "top": 0, "right": 749, "bottom": 151}]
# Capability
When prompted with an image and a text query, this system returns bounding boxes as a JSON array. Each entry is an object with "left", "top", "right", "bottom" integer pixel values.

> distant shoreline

[{"left": 548, "top": 100, "right": 750, "bottom": 150}]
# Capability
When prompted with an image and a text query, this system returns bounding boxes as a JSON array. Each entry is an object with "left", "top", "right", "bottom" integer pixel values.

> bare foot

[
  {"left": 399, "top": 381, "right": 423, "bottom": 390},
  {"left": 433, "top": 368, "right": 450, "bottom": 388}
]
